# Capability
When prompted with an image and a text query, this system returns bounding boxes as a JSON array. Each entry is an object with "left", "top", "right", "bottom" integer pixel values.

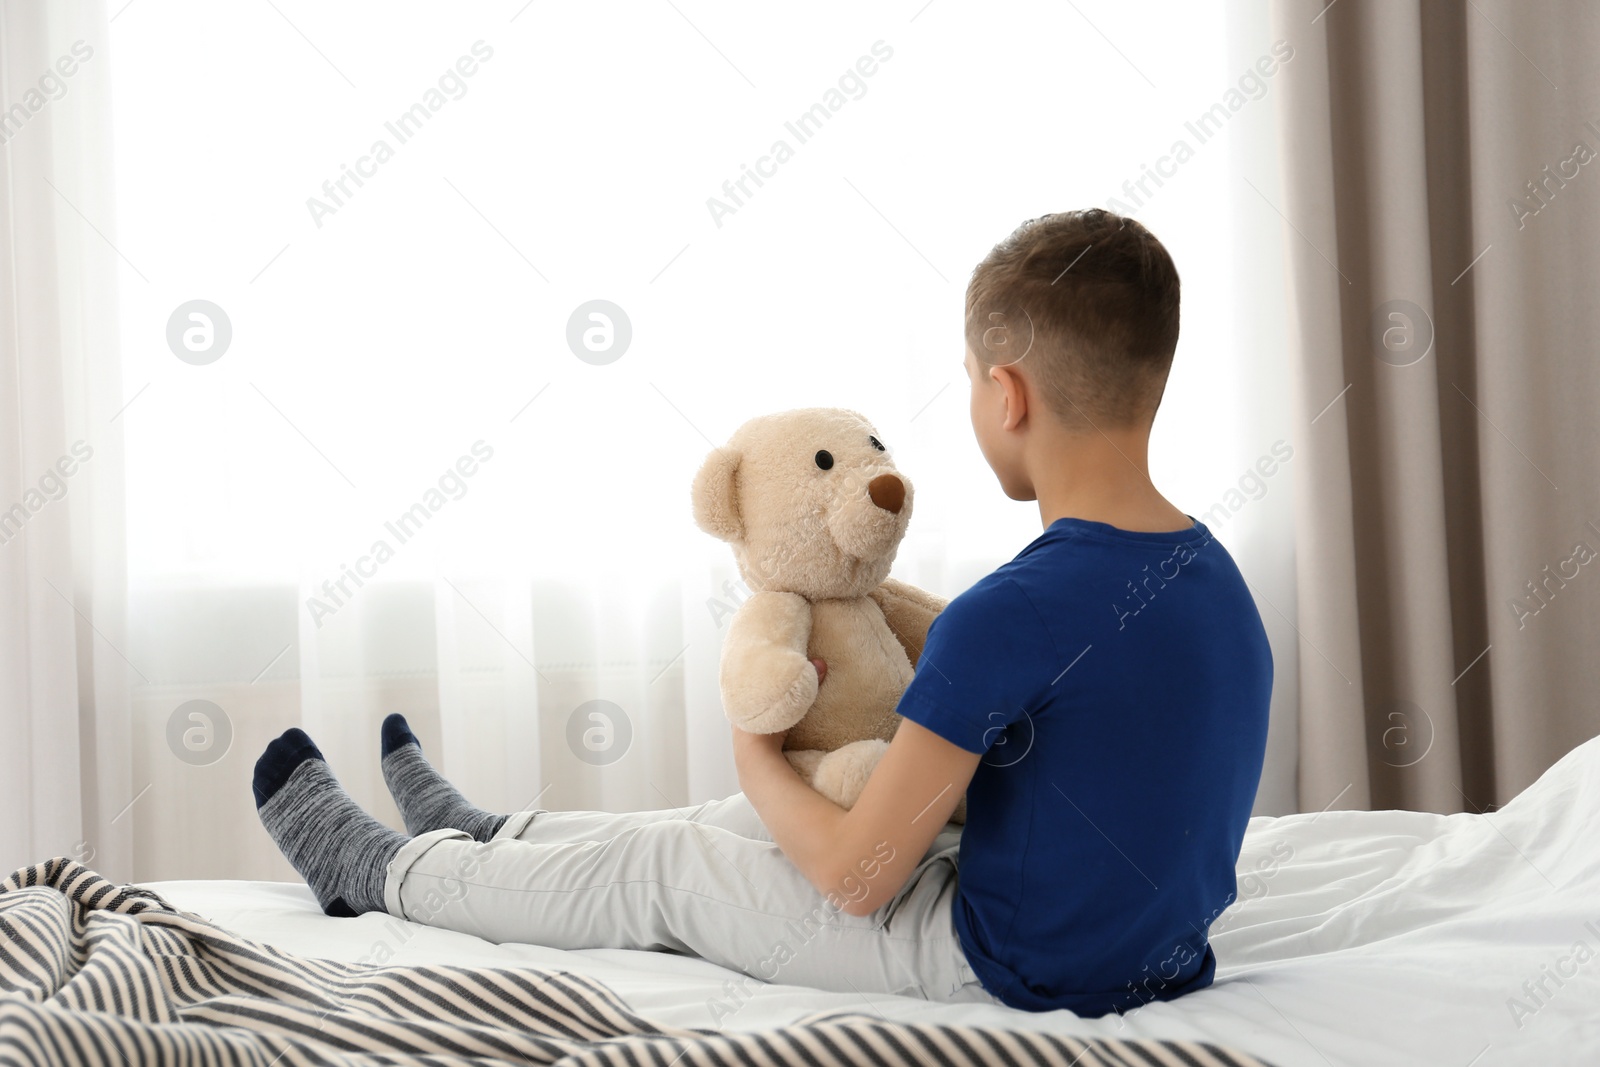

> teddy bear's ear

[{"left": 691, "top": 446, "right": 743, "bottom": 542}]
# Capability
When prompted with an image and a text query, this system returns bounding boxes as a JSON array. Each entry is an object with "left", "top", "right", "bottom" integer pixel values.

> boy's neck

[{"left": 1027, "top": 423, "right": 1192, "bottom": 534}]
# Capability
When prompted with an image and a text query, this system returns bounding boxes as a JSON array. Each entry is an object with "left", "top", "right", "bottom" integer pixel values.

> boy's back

[{"left": 897, "top": 515, "right": 1272, "bottom": 1015}]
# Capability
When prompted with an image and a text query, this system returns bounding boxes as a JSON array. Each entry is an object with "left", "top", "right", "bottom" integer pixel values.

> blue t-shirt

[{"left": 895, "top": 516, "right": 1272, "bottom": 1016}]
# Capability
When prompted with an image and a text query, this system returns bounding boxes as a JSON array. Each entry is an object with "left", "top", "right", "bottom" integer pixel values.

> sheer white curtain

[
  {"left": 0, "top": 0, "right": 130, "bottom": 879},
  {"left": 6, "top": 0, "right": 1301, "bottom": 883}
]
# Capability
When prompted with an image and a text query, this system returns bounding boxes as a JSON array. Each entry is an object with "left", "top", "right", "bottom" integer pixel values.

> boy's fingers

[{"left": 810, "top": 657, "right": 827, "bottom": 685}]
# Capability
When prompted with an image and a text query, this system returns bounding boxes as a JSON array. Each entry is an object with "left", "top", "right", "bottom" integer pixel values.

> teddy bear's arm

[
  {"left": 720, "top": 591, "right": 818, "bottom": 734},
  {"left": 867, "top": 577, "right": 949, "bottom": 668}
]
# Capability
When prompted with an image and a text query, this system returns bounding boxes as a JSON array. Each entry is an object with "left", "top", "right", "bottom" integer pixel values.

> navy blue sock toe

[
  {"left": 324, "top": 897, "right": 358, "bottom": 918},
  {"left": 253, "top": 728, "right": 325, "bottom": 809},
  {"left": 381, "top": 713, "right": 420, "bottom": 757}
]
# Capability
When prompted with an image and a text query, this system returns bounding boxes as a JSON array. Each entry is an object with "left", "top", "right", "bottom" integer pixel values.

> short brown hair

[{"left": 965, "top": 209, "right": 1180, "bottom": 429}]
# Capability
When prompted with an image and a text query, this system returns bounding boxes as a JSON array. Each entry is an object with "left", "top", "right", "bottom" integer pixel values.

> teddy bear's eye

[
  {"left": 869, "top": 436, "right": 885, "bottom": 452},
  {"left": 814, "top": 450, "right": 834, "bottom": 470}
]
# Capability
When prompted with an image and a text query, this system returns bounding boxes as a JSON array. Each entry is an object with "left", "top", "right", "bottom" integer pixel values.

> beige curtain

[{"left": 1271, "top": 0, "right": 1599, "bottom": 813}]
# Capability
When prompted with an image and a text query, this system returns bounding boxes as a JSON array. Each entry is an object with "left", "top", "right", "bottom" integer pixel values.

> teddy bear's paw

[
  {"left": 809, "top": 739, "right": 890, "bottom": 810},
  {"left": 726, "top": 653, "right": 819, "bottom": 733}
]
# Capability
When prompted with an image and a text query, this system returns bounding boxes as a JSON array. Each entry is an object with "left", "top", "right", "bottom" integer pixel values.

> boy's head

[
  {"left": 962, "top": 209, "right": 1181, "bottom": 497},
  {"left": 965, "top": 208, "right": 1180, "bottom": 428}
]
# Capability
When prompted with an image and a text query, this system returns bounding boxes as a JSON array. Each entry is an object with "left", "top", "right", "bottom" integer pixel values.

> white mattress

[{"left": 147, "top": 735, "right": 1600, "bottom": 1067}]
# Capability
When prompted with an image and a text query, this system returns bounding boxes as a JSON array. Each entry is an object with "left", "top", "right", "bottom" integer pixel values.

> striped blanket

[{"left": 0, "top": 859, "right": 1276, "bottom": 1067}]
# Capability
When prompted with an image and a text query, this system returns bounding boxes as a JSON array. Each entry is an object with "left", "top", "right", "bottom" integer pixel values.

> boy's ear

[
  {"left": 992, "top": 362, "right": 1030, "bottom": 431},
  {"left": 691, "top": 446, "right": 743, "bottom": 542}
]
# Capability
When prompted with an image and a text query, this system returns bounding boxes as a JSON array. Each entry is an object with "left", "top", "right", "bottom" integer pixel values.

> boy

[{"left": 253, "top": 208, "right": 1272, "bottom": 1016}]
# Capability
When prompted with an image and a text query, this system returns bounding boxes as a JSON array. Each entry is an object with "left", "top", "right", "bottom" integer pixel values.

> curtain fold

[
  {"left": 0, "top": 0, "right": 130, "bottom": 879},
  {"left": 1273, "top": 0, "right": 1600, "bottom": 812}
]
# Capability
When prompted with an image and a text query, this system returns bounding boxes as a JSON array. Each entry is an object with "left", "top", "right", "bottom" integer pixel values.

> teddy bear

[{"left": 691, "top": 407, "right": 961, "bottom": 819}]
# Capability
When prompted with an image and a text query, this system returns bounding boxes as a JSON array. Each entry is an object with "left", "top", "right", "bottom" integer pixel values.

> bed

[{"left": 138, "top": 733, "right": 1600, "bottom": 1067}]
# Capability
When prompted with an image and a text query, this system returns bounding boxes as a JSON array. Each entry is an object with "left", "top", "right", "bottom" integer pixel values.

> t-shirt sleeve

[{"left": 894, "top": 575, "right": 1058, "bottom": 754}]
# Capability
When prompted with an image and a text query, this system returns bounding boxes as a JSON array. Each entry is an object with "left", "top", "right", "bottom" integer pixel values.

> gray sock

[
  {"left": 380, "top": 713, "right": 509, "bottom": 842},
  {"left": 253, "top": 728, "right": 405, "bottom": 916}
]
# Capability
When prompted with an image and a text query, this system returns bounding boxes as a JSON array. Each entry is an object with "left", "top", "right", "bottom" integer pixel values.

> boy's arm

[{"left": 733, "top": 717, "right": 978, "bottom": 917}]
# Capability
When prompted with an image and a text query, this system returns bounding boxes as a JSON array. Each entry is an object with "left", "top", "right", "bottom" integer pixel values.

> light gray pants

[{"left": 381, "top": 793, "right": 998, "bottom": 1006}]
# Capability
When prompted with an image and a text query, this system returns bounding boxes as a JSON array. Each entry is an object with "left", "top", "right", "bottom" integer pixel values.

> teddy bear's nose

[{"left": 867, "top": 474, "right": 905, "bottom": 514}]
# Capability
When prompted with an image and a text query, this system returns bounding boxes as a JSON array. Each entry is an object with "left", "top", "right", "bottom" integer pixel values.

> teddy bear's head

[{"left": 692, "top": 408, "right": 914, "bottom": 600}]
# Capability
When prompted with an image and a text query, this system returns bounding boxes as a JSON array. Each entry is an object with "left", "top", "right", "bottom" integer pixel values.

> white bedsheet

[{"left": 147, "top": 734, "right": 1600, "bottom": 1067}]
